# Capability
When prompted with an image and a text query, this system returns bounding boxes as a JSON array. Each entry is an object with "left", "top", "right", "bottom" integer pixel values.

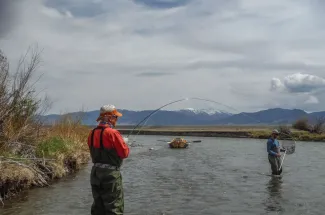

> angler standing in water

[
  {"left": 267, "top": 129, "right": 286, "bottom": 175},
  {"left": 88, "top": 104, "right": 130, "bottom": 215}
]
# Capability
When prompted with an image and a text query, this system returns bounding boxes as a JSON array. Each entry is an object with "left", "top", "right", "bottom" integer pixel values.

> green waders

[
  {"left": 89, "top": 126, "right": 125, "bottom": 215},
  {"left": 90, "top": 166, "right": 124, "bottom": 215},
  {"left": 268, "top": 155, "right": 282, "bottom": 175}
]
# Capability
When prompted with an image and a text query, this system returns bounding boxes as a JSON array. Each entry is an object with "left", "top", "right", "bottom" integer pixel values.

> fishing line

[
  {"left": 190, "top": 98, "right": 297, "bottom": 172},
  {"left": 130, "top": 113, "right": 157, "bottom": 144},
  {"left": 126, "top": 98, "right": 189, "bottom": 138},
  {"left": 127, "top": 97, "right": 240, "bottom": 138},
  {"left": 125, "top": 97, "right": 296, "bottom": 172},
  {"left": 127, "top": 96, "right": 292, "bottom": 138},
  {"left": 129, "top": 98, "right": 232, "bottom": 143}
]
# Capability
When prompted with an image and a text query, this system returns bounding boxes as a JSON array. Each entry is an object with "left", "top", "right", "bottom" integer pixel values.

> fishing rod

[
  {"left": 126, "top": 97, "right": 237, "bottom": 138},
  {"left": 126, "top": 98, "right": 189, "bottom": 138},
  {"left": 126, "top": 96, "right": 275, "bottom": 137},
  {"left": 127, "top": 96, "right": 297, "bottom": 139},
  {"left": 126, "top": 96, "right": 296, "bottom": 171}
]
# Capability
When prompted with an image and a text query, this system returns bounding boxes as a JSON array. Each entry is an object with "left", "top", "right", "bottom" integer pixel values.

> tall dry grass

[
  {"left": 0, "top": 47, "right": 91, "bottom": 203},
  {"left": 37, "top": 114, "right": 90, "bottom": 178}
]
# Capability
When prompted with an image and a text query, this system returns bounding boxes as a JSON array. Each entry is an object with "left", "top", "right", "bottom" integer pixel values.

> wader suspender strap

[
  {"left": 90, "top": 127, "right": 106, "bottom": 149},
  {"left": 99, "top": 128, "right": 105, "bottom": 149}
]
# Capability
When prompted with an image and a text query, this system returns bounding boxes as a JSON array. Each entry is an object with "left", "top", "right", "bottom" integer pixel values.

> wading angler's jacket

[
  {"left": 87, "top": 124, "right": 130, "bottom": 168},
  {"left": 267, "top": 138, "right": 280, "bottom": 157}
]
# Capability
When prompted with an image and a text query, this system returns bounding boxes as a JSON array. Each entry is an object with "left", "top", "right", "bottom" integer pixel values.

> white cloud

[
  {"left": 271, "top": 73, "right": 325, "bottom": 93},
  {"left": 269, "top": 73, "right": 325, "bottom": 111},
  {"left": 1, "top": 0, "right": 325, "bottom": 114},
  {"left": 270, "top": 78, "right": 284, "bottom": 92},
  {"left": 284, "top": 73, "right": 325, "bottom": 93}
]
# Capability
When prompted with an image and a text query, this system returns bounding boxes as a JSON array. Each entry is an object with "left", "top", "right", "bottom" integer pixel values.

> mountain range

[{"left": 40, "top": 107, "right": 325, "bottom": 126}]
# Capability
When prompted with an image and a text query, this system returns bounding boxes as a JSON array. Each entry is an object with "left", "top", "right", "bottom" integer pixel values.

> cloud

[
  {"left": 270, "top": 78, "right": 284, "bottom": 92},
  {"left": 43, "top": 0, "right": 105, "bottom": 18},
  {"left": 271, "top": 73, "right": 325, "bottom": 93},
  {"left": 284, "top": 73, "right": 325, "bottom": 93},
  {"left": 133, "top": 0, "right": 192, "bottom": 9},
  {"left": 269, "top": 73, "right": 325, "bottom": 111},
  {"left": 305, "top": 95, "right": 319, "bottom": 104},
  {"left": 0, "top": 0, "right": 22, "bottom": 37},
  {"left": 136, "top": 72, "right": 174, "bottom": 77},
  {"left": 2, "top": 0, "right": 325, "bottom": 114}
]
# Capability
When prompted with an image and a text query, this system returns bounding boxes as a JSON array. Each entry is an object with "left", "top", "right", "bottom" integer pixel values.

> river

[{"left": 1, "top": 135, "right": 325, "bottom": 215}]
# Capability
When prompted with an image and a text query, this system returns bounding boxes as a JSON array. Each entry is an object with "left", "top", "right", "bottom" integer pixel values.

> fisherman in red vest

[{"left": 88, "top": 104, "right": 130, "bottom": 215}]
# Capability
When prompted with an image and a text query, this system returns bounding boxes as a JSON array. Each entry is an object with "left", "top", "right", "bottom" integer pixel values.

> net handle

[{"left": 279, "top": 149, "right": 287, "bottom": 171}]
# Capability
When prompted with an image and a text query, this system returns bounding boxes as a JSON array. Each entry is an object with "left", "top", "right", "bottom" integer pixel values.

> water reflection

[{"left": 264, "top": 176, "right": 284, "bottom": 213}]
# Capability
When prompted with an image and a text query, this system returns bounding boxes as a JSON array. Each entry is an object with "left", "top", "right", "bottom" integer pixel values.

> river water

[{"left": 1, "top": 135, "right": 325, "bottom": 215}]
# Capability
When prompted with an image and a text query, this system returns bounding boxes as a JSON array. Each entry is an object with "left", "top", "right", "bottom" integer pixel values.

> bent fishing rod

[
  {"left": 126, "top": 98, "right": 189, "bottom": 138},
  {"left": 127, "top": 97, "right": 298, "bottom": 138},
  {"left": 126, "top": 96, "right": 297, "bottom": 169},
  {"left": 126, "top": 97, "right": 242, "bottom": 138}
]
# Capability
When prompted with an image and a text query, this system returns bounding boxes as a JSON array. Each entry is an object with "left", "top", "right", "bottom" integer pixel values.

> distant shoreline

[
  {"left": 116, "top": 126, "right": 325, "bottom": 142},
  {"left": 118, "top": 129, "right": 253, "bottom": 138}
]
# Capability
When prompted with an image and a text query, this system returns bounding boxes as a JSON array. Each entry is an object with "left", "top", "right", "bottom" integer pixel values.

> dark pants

[
  {"left": 268, "top": 155, "right": 282, "bottom": 175},
  {"left": 90, "top": 166, "right": 124, "bottom": 215}
]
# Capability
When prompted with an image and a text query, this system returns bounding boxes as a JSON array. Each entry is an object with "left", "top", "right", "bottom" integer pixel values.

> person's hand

[
  {"left": 276, "top": 153, "right": 281, "bottom": 157},
  {"left": 122, "top": 137, "right": 129, "bottom": 144}
]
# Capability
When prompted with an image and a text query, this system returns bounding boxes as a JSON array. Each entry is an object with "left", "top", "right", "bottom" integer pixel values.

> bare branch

[
  {"left": 310, "top": 117, "right": 325, "bottom": 134},
  {"left": 0, "top": 45, "right": 51, "bottom": 147}
]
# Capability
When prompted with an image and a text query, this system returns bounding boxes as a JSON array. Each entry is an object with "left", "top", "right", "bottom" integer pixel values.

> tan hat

[
  {"left": 96, "top": 104, "right": 122, "bottom": 121},
  {"left": 272, "top": 129, "right": 280, "bottom": 134}
]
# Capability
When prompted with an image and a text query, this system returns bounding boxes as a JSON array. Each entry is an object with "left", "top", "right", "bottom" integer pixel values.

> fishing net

[
  {"left": 277, "top": 137, "right": 296, "bottom": 172},
  {"left": 280, "top": 139, "right": 296, "bottom": 155}
]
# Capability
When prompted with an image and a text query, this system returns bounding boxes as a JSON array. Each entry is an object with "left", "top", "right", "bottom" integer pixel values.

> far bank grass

[
  {"left": 250, "top": 130, "right": 325, "bottom": 142},
  {"left": 119, "top": 125, "right": 325, "bottom": 142}
]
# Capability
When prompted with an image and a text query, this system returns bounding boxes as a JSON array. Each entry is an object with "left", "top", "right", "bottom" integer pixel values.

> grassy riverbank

[
  {"left": 0, "top": 48, "right": 93, "bottom": 204},
  {"left": 118, "top": 125, "right": 325, "bottom": 142},
  {"left": 0, "top": 117, "right": 90, "bottom": 204}
]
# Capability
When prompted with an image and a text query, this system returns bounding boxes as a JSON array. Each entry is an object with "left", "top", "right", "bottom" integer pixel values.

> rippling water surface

[{"left": 1, "top": 135, "right": 325, "bottom": 215}]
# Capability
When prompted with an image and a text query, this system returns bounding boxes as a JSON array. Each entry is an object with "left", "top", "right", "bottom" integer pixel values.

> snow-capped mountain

[
  {"left": 180, "top": 107, "right": 232, "bottom": 115},
  {"left": 40, "top": 108, "right": 325, "bottom": 126}
]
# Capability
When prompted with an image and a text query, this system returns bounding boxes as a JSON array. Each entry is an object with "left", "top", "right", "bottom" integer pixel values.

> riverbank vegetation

[
  {"left": 0, "top": 48, "right": 90, "bottom": 204},
  {"left": 119, "top": 124, "right": 325, "bottom": 142},
  {"left": 292, "top": 117, "right": 325, "bottom": 134},
  {"left": 250, "top": 127, "right": 325, "bottom": 141}
]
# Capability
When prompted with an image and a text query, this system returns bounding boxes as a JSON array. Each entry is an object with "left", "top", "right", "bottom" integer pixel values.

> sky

[{"left": 1, "top": 0, "right": 325, "bottom": 114}]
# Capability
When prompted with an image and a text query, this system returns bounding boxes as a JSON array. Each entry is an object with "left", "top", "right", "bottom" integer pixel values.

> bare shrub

[
  {"left": 0, "top": 46, "right": 50, "bottom": 154},
  {"left": 310, "top": 117, "right": 325, "bottom": 134},
  {"left": 278, "top": 125, "right": 292, "bottom": 138},
  {"left": 292, "top": 118, "right": 310, "bottom": 131}
]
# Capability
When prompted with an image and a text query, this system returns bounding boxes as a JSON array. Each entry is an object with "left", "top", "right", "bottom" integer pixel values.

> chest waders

[
  {"left": 268, "top": 139, "right": 282, "bottom": 175},
  {"left": 90, "top": 127, "right": 124, "bottom": 215}
]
